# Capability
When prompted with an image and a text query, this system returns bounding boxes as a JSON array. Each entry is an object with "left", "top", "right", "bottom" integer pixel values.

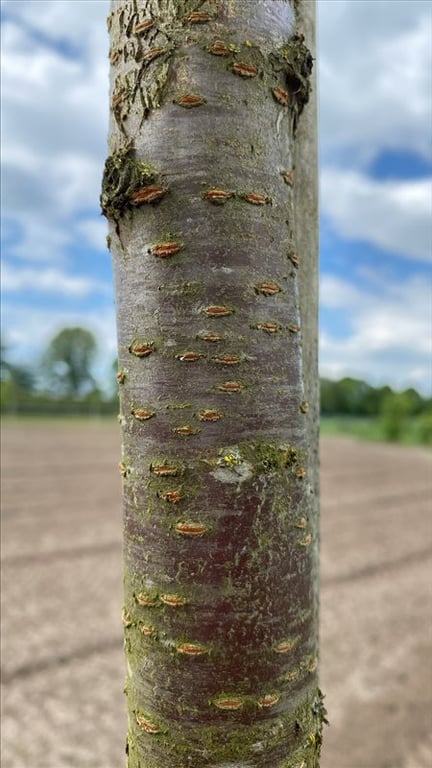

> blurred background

[{"left": 1, "top": 1, "right": 431, "bottom": 767}]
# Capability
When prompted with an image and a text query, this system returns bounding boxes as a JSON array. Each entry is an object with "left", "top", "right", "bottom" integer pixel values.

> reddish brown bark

[{"left": 103, "top": 1, "right": 322, "bottom": 765}]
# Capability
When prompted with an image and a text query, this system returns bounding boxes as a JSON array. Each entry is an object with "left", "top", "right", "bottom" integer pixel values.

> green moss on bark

[
  {"left": 100, "top": 144, "right": 157, "bottom": 219},
  {"left": 125, "top": 686, "right": 325, "bottom": 767}
]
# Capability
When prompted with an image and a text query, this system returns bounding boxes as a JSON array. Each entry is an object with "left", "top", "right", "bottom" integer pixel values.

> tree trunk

[{"left": 102, "top": 1, "right": 323, "bottom": 766}]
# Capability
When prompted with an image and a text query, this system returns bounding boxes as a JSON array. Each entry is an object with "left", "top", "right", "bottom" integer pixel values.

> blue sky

[{"left": 1, "top": 0, "right": 431, "bottom": 393}]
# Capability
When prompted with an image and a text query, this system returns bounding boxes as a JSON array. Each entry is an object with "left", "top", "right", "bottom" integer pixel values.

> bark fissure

[{"left": 104, "top": 1, "right": 321, "bottom": 765}]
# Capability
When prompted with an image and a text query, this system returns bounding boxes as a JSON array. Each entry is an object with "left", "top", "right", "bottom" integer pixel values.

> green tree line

[
  {"left": 1, "top": 328, "right": 117, "bottom": 417},
  {"left": 1, "top": 329, "right": 431, "bottom": 443},
  {"left": 321, "top": 376, "right": 432, "bottom": 444}
]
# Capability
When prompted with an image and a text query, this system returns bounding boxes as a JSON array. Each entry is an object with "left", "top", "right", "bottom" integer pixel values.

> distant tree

[
  {"left": 1, "top": 340, "right": 34, "bottom": 392},
  {"left": 336, "top": 377, "right": 373, "bottom": 415},
  {"left": 381, "top": 391, "right": 418, "bottom": 441},
  {"left": 371, "top": 385, "right": 393, "bottom": 416},
  {"left": 320, "top": 378, "right": 339, "bottom": 415},
  {"left": 401, "top": 387, "right": 424, "bottom": 416},
  {"left": 42, "top": 327, "right": 97, "bottom": 398},
  {"left": 109, "top": 357, "right": 120, "bottom": 399},
  {"left": 417, "top": 411, "right": 432, "bottom": 445},
  {"left": 1, "top": 341, "right": 9, "bottom": 380},
  {"left": 321, "top": 376, "right": 376, "bottom": 416}
]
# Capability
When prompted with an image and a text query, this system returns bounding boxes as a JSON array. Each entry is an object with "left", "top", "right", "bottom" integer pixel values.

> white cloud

[
  {"left": 2, "top": 215, "right": 73, "bottom": 264},
  {"left": 52, "top": 154, "right": 104, "bottom": 215},
  {"left": 1, "top": 7, "right": 109, "bottom": 264},
  {"left": 76, "top": 218, "right": 108, "bottom": 252},
  {"left": 2, "top": 262, "right": 110, "bottom": 297},
  {"left": 1, "top": 0, "right": 109, "bottom": 60},
  {"left": 2, "top": 149, "right": 105, "bottom": 262},
  {"left": 321, "top": 170, "right": 432, "bottom": 261},
  {"left": 318, "top": 0, "right": 432, "bottom": 163},
  {"left": 2, "top": 16, "right": 108, "bottom": 157},
  {"left": 320, "top": 274, "right": 432, "bottom": 393},
  {"left": 319, "top": 274, "right": 365, "bottom": 310}
]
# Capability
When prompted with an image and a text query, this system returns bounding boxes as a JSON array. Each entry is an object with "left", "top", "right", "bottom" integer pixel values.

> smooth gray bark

[{"left": 103, "top": 2, "right": 323, "bottom": 765}]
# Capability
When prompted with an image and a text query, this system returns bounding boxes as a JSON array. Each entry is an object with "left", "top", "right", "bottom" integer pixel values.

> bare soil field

[{"left": 1, "top": 422, "right": 431, "bottom": 768}]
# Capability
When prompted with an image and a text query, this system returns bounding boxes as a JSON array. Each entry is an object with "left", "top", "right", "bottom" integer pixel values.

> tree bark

[{"left": 102, "top": 1, "right": 323, "bottom": 766}]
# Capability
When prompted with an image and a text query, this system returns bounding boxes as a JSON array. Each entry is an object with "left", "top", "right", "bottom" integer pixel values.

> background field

[{"left": 1, "top": 422, "right": 431, "bottom": 768}]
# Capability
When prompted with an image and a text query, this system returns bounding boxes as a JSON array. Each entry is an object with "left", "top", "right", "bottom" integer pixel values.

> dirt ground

[{"left": 1, "top": 422, "right": 431, "bottom": 768}]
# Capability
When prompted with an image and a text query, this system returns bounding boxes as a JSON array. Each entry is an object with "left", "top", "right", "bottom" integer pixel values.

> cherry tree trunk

[{"left": 102, "top": 1, "right": 322, "bottom": 766}]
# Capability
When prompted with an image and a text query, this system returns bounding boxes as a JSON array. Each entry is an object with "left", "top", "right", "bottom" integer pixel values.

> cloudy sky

[{"left": 1, "top": 0, "right": 431, "bottom": 393}]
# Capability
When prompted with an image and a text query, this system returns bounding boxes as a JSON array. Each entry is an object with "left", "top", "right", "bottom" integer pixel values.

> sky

[{"left": 1, "top": 0, "right": 431, "bottom": 394}]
